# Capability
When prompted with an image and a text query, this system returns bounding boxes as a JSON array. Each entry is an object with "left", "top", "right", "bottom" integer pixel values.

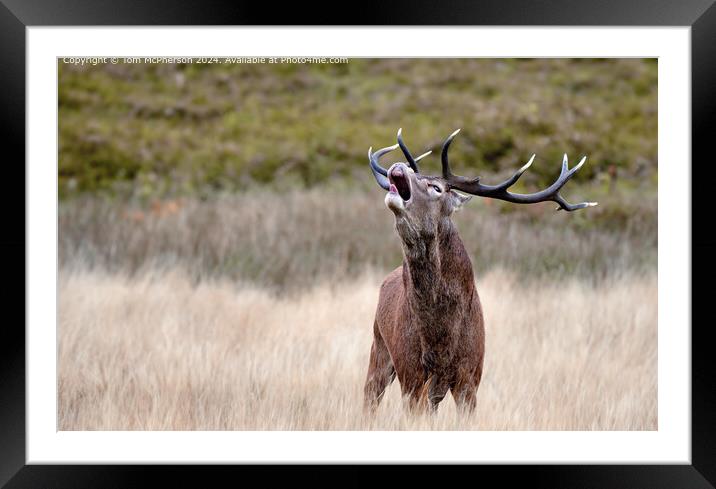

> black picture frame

[{"left": 2, "top": 1, "right": 713, "bottom": 487}]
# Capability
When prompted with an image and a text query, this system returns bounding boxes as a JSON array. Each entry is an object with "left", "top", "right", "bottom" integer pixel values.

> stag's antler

[
  {"left": 441, "top": 129, "right": 598, "bottom": 211},
  {"left": 397, "top": 128, "right": 431, "bottom": 173},
  {"left": 369, "top": 129, "right": 431, "bottom": 189},
  {"left": 369, "top": 144, "right": 399, "bottom": 190}
]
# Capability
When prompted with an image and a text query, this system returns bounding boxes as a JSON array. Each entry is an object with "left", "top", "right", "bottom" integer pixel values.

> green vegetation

[{"left": 59, "top": 58, "right": 657, "bottom": 199}]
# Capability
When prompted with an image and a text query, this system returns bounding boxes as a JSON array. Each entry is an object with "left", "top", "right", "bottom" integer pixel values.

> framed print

[{"left": 2, "top": 0, "right": 715, "bottom": 487}]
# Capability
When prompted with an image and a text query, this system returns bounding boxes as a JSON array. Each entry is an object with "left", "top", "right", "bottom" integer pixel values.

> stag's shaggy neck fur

[{"left": 395, "top": 215, "right": 476, "bottom": 375}]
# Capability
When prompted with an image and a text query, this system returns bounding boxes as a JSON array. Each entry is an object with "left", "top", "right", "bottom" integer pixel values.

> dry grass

[
  {"left": 59, "top": 189, "right": 657, "bottom": 292},
  {"left": 58, "top": 268, "right": 657, "bottom": 431}
]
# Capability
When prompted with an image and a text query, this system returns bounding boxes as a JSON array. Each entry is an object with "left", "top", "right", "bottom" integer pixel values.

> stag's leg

[
  {"left": 401, "top": 376, "right": 429, "bottom": 413},
  {"left": 451, "top": 382, "right": 477, "bottom": 413},
  {"left": 363, "top": 325, "right": 395, "bottom": 412},
  {"left": 451, "top": 365, "right": 482, "bottom": 413},
  {"left": 399, "top": 362, "right": 431, "bottom": 413},
  {"left": 427, "top": 375, "right": 451, "bottom": 412}
]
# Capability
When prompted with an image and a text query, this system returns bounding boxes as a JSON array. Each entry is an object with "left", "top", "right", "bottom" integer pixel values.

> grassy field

[
  {"left": 58, "top": 188, "right": 657, "bottom": 430},
  {"left": 59, "top": 268, "right": 656, "bottom": 430},
  {"left": 59, "top": 187, "right": 656, "bottom": 291},
  {"left": 58, "top": 57, "right": 657, "bottom": 430}
]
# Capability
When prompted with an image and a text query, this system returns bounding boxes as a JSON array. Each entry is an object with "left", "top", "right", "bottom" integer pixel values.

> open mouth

[{"left": 389, "top": 167, "right": 412, "bottom": 201}]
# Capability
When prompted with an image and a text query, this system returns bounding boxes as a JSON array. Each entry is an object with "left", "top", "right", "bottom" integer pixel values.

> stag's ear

[{"left": 449, "top": 190, "right": 472, "bottom": 211}]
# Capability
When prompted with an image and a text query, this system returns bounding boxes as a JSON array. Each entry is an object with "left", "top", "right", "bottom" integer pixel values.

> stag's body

[
  {"left": 366, "top": 218, "right": 485, "bottom": 411},
  {"left": 364, "top": 129, "right": 596, "bottom": 414}
]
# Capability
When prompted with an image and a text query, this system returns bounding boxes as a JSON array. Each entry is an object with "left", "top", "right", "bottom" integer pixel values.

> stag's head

[
  {"left": 373, "top": 129, "right": 469, "bottom": 241},
  {"left": 369, "top": 128, "right": 597, "bottom": 241}
]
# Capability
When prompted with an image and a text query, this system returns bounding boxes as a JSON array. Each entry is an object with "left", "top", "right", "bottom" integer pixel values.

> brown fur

[{"left": 364, "top": 163, "right": 485, "bottom": 413}]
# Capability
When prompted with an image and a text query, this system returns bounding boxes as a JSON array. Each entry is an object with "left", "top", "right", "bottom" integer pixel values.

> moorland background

[{"left": 58, "top": 58, "right": 657, "bottom": 430}]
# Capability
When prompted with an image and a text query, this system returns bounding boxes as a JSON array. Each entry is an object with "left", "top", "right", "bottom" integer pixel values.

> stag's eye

[{"left": 430, "top": 184, "right": 442, "bottom": 193}]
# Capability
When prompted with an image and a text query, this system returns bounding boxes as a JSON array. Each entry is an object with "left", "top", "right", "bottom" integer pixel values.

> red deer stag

[{"left": 364, "top": 128, "right": 596, "bottom": 413}]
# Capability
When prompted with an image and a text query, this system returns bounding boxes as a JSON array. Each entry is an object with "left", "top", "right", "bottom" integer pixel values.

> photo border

[{"left": 3, "top": 0, "right": 714, "bottom": 486}]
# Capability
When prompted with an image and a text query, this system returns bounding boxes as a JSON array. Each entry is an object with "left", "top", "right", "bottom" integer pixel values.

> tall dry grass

[
  {"left": 59, "top": 189, "right": 656, "bottom": 292},
  {"left": 59, "top": 268, "right": 657, "bottom": 430}
]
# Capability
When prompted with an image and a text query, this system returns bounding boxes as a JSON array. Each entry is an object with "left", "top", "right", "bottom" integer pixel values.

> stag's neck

[{"left": 400, "top": 218, "right": 475, "bottom": 317}]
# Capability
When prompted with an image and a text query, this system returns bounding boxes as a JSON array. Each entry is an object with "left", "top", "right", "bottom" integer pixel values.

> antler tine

[
  {"left": 415, "top": 150, "right": 432, "bottom": 162},
  {"left": 544, "top": 155, "right": 596, "bottom": 210},
  {"left": 369, "top": 144, "right": 399, "bottom": 190},
  {"left": 397, "top": 128, "right": 420, "bottom": 172},
  {"left": 553, "top": 193, "right": 598, "bottom": 211},
  {"left": 479, "top": 153, "right": 536, "bottom": 193},
  {"left": 441, "top": 128, "right": 462, "bottom": 179},
  {"left": 441, "top": 130, "right": 597, "bottom": 212}
]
